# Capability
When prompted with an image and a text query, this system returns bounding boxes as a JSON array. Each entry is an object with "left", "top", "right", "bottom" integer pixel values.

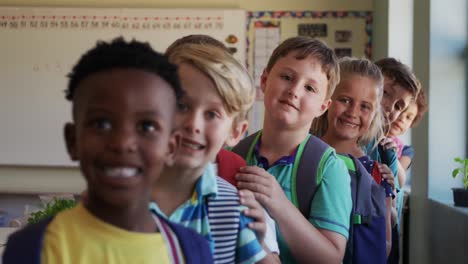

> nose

[
  {"left": 287, "top": 81, "right": 302, "bottom": 99},
  {"left": 107, "top": 126, "right": 137, "bottom": 154},
  {"left": 183, "top": 111, "right": 202, "bottom": 134},
  {"left": 345, "top": 102, "right": 359, "bottom": 117}
]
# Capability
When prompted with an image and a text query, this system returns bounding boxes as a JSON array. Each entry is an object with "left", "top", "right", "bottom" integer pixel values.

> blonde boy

[
  {"left": 234, "top": 36, "right": 352, "bottom": 263},
  {"left": 151, "top": 44, "right": 278, "bottom": 263}
]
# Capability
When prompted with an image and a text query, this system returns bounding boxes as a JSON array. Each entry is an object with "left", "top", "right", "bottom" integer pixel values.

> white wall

[{"left": 428, "top": 0, "right": 467, "bottom": 202}]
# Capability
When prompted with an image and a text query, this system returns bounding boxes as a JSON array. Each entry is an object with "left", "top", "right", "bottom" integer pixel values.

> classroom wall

[{"left": 0, "top": 0, "right": 373, "bottom": 194}]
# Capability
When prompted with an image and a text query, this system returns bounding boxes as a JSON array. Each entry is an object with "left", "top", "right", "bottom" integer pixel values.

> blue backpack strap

[
  {"left": 294, "top": 135, "right": 333, "bottom": 218},
  {"left": 207, "top": 177, "right": 240, "bottom": 263},
  {"left": 160, "top": 217, "right": 214, "bottom": 264},
  {"left": 231, "top": 131, "right": 261, "bottom": 165},
  {"left": 3, "top": 217, "right": 54, "bottom": 264}
]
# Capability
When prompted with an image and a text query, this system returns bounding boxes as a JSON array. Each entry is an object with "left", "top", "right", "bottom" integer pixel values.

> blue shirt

[{"left": 250, "top": 135, "right": 352, "bottom": 264}]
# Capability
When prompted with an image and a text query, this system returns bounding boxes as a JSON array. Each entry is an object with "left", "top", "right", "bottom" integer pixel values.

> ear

[
  {"left": 319, "top": 98, "right": 332, "bottom": 116},
  {"left": 164, "top": 130, "right": 181, "bottom": 167},
  {"left": 260, "top": 69, "right": 268, "bottom": 94},
  {"left": 64, "top": 123, "right": 78, "bottom": 161},
  {"left": 225, "top": 120, "right": 248, "bottom": 147}
]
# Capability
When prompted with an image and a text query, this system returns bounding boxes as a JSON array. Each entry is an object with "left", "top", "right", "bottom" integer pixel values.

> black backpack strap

[
  {"left": 3, "top": 217, "right": 54, "bottom": 264},
  {"left": 295, "top": 135, "right": 333, "bottom": 218},
  {"left": 231, "top": 131, "right": 261, "bottom": 164}
]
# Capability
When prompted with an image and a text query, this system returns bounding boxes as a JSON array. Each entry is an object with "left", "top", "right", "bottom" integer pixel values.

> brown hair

[
  {"left": 375, "top": 57, "right": 421, "bottom": 99},
  {"left": 411, "top": 88, "right": 428, "bottom": 127},
  {"left": 265, "top": 36, "right": 340, "bottom": 99}
]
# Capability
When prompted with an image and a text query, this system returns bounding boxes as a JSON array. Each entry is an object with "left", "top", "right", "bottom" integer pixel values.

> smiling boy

[
  {"left": 3, "top": 37, "right": 211, "bottom": 264},
  {"left": 234, "top": 37, "right": 352, "bottom": 264}
]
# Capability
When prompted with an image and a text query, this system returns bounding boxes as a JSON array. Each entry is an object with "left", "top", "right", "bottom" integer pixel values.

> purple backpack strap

[{"left": 3, "top": 217, "right": 54, "bottom": 264}]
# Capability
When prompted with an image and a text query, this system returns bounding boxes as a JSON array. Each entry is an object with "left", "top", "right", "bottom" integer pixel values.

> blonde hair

[
  {"left": 266, "top": 36, "right": 340, "bottom": 99},
  {"left": 311, "top": 57, "right": 384, "bottom": 147},
  {"left": 166, "top": 44, "right": 255, "bottom": 123}
]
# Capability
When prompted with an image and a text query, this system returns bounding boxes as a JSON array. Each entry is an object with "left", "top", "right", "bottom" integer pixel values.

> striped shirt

[{"left": 150, "top": 163, "right": 266, "bottom": 264}]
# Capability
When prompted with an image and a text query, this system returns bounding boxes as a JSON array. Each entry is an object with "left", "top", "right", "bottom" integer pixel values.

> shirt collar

[
  {"left": 149, "top": 163, "right": 218, "bottom": 217},
  {"left": 253, "top": 136, "right": 298, "bottom": 169}
]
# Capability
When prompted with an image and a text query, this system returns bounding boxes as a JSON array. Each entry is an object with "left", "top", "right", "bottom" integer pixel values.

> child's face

[
  {"left": 65, "top": 69, "right": 177, "bottom": 208},
  {"left": 388, "top": 102, "right": 418, "bottom": 136},
  {"left": 381, "top": 77, "right": 413, "bottom": 125},
  {"left": 327, "top": 75, "right": 378, "bottom": 142},
  {"left": 261, "top": 52, "right": 330, "bottom": 130},
  {"left": 174, "top": 63, "right": 242, "bottom": 174}
]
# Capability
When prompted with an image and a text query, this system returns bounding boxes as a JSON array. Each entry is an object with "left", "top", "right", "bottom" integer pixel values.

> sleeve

[
  {"left": 262, "top": 209, "right": 279, "bottom": 254},
  {"left": 401, "top": 145, "right": 415, "bottom": 160},
  {"left": 309, "top": 152, "right": 352, "bottom": 239},
  {"left": 235, "top": 213, "right": 267, "bottom": 264}
]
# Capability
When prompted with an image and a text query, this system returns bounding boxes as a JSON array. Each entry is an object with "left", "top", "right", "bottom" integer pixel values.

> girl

[{"left": 311, "top": 57, "right": 396, "bottom": 263}]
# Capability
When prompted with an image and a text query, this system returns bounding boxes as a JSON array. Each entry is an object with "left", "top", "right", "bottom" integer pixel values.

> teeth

[
  {"left": 341, "top": 120, "right": 358, "bottom": 128},
  {"left": 104, "top": 167, "right": 138, "bottom": 178},
  {"left": 182, "top": 141, "right": 203, "bottom": 150}
]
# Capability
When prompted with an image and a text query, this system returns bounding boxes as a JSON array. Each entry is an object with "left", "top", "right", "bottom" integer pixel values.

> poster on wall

[
  {"left": 297, "top": 23, "right": 327, "bottom": 37},
  {"left": 253, "top": 20, "right": 280, "bottom": 100},
  {"left": 335, "top": 30, "right": 352, "bottom": 43},
  {"left": 246, "top": 10, "right": 372, "bottom": 137}
]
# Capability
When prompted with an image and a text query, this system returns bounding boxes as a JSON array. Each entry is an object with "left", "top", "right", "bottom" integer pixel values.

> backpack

[
  {"left": 3, "top": 213, "right": 213, "bottom": 264},
  {"left": 206, "top": 176, "right": 241, "bottom": 264},
  {"left": 232, "top": 131, "right": 333, "bottom": 218},
  {"left": 233, "top": 130, "right": 387, "bottom": 264},
  {"left": 338, "top": 154, "right": 387, "bottom": 264}
]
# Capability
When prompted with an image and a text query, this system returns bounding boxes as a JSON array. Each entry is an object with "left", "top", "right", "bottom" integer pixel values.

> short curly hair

[{"left": 66, "top": 37, "right": 183, "bottom": 104}]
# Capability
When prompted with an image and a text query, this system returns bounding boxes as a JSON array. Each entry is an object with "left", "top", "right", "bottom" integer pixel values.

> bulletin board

[
  {"left": 245, "top": 10, "right": 373, "bottom": 133},
  {"left": 0, "top": 7, "right": 246, "bottom": 167}
]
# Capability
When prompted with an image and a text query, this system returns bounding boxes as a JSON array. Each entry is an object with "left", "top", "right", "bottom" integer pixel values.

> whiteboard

[{"left": 0, "top": 7, "right": 246, "bottom": 166}]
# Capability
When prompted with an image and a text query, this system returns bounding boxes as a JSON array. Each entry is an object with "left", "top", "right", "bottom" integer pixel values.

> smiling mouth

[
  {"left": 339, "top": 118, "right": 359, "bottom": 128},
  {"left": 279, "top": 100, "right": 298, "bottom": 110},
  {"left": 181, "top": 138, "right": 205, "bottom": 150},
  {"left": 101, "top": 166, "right": 141, "bottom": 178}
]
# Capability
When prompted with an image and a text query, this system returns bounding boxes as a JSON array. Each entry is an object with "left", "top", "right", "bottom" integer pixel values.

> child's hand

[
  {"left": 236, "top": 166, "right": 288, "bottom": 217},
  {"left": 378, "top": 164, "right": 395, "bottom": 189},
  {"left": 239, "top": 189, "right": 266, "bottom": 243},
  {"left": 380, "top": 137, "right": 398, "bottom": 152}
]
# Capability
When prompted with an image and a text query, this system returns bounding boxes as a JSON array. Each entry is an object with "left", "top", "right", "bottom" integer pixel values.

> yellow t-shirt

[{"left": 41, "top": 203, "right": 171, "bottom": 264}]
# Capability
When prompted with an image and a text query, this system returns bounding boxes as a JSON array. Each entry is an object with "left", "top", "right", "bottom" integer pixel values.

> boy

[
  {"left": 3, "top": 37, "right": 211, "bottom": 264},
  {"left": 234, "top": 36, "right": 352, "bottom": 263},
  {"left": 151, "top": 43, "right": 275, "bottom": 263}
]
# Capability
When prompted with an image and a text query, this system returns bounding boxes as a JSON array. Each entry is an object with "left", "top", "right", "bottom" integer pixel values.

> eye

[
  {"left": 361, "top": 103, "right": 372, "bottom": 112},
  {"left": 177, "top": 102, "right": 188, "bottom": 112},
  {"left": 92, "top": 118, "right": 112, "bottom": 131},
  {"left": 339, "top": 98, "right": 351, "bottom": 104},
  {"left": 383, "top": 90, "right": 389, "bottom": 97},
  {"left": 305, "top": 85, "right": 316, "bottom": 93},
  {"left": 138, "top": 120, "right": 158, "bottom": 133},
  {"left": 280, "top": 74, "right": 293, "bottom": 82},
  {"left": 395, "top": 102, "right": 405, "bottom": 111},
  {"left": 206, "top": 110, "right": 219, "bottom": 120}
]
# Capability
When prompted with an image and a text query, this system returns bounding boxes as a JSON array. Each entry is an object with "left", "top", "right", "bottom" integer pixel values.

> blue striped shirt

[{"left": 150, "top": 163, "right": 266, "bottom": 264}]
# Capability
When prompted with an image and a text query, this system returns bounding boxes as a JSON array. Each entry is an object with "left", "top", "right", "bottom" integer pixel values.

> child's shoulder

[{"left": 2, "top": 216, "right": 54, "bottom": 263}]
